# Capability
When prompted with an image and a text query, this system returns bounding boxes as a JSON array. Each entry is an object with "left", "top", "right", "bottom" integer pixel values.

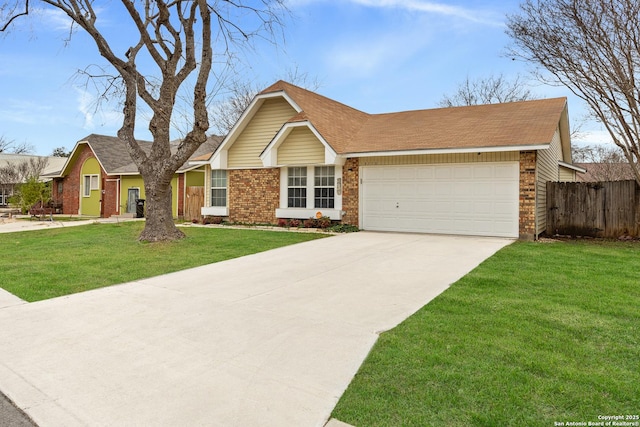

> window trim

[
  {"left": 83, "top": 174, "right": 99, "bottom": 198},
  {"left": 287, "top": 166, "right": 308, "bottom": 208},
  {"left": 210, "top": 169, "right": 227, "bottom": 208},
  {"left": 313, "top": 166, "right": 335, "bottom": 209},
  {"left": 277, "top": 165, "right": 342, "bottom": 220}
]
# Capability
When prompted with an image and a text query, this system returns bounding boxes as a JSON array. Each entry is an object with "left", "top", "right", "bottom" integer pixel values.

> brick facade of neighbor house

[
  {"left": 519, "top": 151, "right": 537, "bottom": 240},
  {"left": 177, "top": 173, "right": 185, "bottom": 218},
  {"left": 59, "top": 144, "right": 94, "bottom": 216},
  {"left": 229, "top": 168, "right": 280, "bottom": 224},
  {"left": 342, "top": 158, "right": 359, "bottom": 226},
  {"left": 101, "top": 175, "right": 120, "bottom": 217}
]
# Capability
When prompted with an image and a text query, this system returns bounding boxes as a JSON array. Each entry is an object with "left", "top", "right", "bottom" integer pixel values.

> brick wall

[
  {"left": 177, "top": 173, "right": 185, "bottom": 218},
  {"left": 228, "top": 169, "right": 280, "bottom": 224},
  {"left": 60, "top": 144, "right": 94, "bottom": 215},
  {"left": 519, "top": 151, "right": 537, "bottom": 240},
  {"left": 101, "top": 175, "right": 120, "bottom": 217},
  {"left": 342, "top": 158, "right": 359, "bottom": 226}
]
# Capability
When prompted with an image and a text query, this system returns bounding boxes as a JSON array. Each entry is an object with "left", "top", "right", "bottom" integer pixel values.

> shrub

[
  {"left": 202, "top": 216, "right": 224, "bottom": 225},
  {"left": 328, "top": 224, "right": 359, "bottom": 233},
  {"left": 289, "top": 219, "right": 301, "bottom": 227}
]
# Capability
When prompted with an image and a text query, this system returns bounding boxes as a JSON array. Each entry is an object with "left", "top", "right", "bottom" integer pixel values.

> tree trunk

[{"left": 138, "top": 174, "right": 184, "bottom": 242}]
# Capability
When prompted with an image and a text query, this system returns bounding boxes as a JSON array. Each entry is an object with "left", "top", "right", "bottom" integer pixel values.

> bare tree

[
  {"left": 1, "top": 1, "right": 287, "bottom": 241},
  {"left": 438, "top": 73, "right": 534, "bottom": 107},
  {"left": 572, "top": 144, "right": 634, "bottom": 181},
  {"left": 507, "top": 0, "right": 640, "bottom": 185},
  {"left": 0, "top": 135, "right": 34, "bottom": 154},
  {"left": 0, "top": 157, "right": 49, "bottom": 207}
]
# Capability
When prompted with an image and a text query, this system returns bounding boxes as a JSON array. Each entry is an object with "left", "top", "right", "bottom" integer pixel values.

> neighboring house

[
  {"left": 194, "top": 80, "right": 584, "bottom": 239},
  {"left": 575, "top": 162, "right": 636, "bottom": 182},
  {"left": 50, "top": 134, "right": 222, "bottom": 218},
  {"left": 0, "top": 154, "right": 67, "bottom": 207}
]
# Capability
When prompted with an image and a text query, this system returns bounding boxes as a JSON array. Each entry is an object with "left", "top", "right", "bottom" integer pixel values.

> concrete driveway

[{"left": 0, "top": 232, "right": 512, "bottom": 427}]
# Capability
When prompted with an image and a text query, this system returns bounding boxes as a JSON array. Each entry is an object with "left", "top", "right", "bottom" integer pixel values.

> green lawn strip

[
  {"left": 332, "top": 240, "right": 640, "bottom": 427},
  {"left": 0, "top": 222, "right": 328, "bottom": 302}
]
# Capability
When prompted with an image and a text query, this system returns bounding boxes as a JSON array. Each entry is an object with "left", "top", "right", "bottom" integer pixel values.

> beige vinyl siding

[
  {"left": 535, "top": 128, "right": 563, "bottom": 235},
  {"left": 277, "top": 127, "right": 325, "bottom": 165},
  {"left": 228, "top": 98, "right": 298, "bottom": 168},
  {"left": 559, "top": 166, "right": 576, "bottom": 181},
  {"left": 359, "top": 151, "right": 519, "bottom": 166}
]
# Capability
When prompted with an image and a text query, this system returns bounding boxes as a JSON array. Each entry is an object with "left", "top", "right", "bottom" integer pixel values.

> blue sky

[{"left": 0, "top": 0, "right": 609, "bottom": 155}]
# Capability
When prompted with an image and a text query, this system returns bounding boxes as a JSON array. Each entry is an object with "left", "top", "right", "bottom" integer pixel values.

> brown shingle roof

[
  {"left": 77, "top": 134, "right": 223, "bottom": 175},
  {"left": 259, "top": 81, "right": 567, "bottom": 155},
  {"left": 260, "top": 81, "right": 370, "bottom": 153},
  {"left": 348, "top": 99, "right": 567, "bottom": 154}
]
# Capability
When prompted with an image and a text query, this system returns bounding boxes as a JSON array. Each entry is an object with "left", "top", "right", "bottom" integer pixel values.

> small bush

[
  {"left": 289, "top": 219, "right": 301, "bottom": 227},
  {"left": 202, "top": 216, "right": 224, "bottom": 225},
  {"left": 328, "top": 224, "right": 359, "bottom": 233}
]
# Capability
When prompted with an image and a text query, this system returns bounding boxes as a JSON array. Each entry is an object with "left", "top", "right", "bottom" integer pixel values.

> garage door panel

[
  {"left": 453, "top": 167, "right": 474, "bottom": 179},
  {"left": 361, "top": 163, "right": 519, "bottom": 238},
  {"left": 473, "top": 165, "right": 494, "bottom": 179},
  {"left": 434, "top": 167, "right": 452, "bottom": 179},
  {"left": 415, "top": 182, "right": 436, "bottom": 197}
]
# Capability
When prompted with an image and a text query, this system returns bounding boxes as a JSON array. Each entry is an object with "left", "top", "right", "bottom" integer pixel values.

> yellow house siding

[
  {"left": 535, "top": 128, "right": 563, "bottom": 235},
  {"left": 120, "top": 175, "right": 180, "bottom": 217},
  {"left": 359, "top": 151, "right": 519, "bottom": 166},
  {"left": 120, "top": 176, "right": 145, "bottom": 214},
  {"left": 277, "top": 127, "right": 325, "bottom": 165},
  {"left": 228, "top": 98, "right": 297, "bottom": 168},
  {"left": 186, "top": 169, "right": 205, "bottom": 187},
  {"left": 80, "top": 157, "right": 101, "bottom": 216}
]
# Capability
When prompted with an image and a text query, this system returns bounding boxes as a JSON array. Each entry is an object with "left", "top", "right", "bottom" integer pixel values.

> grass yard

[
  {"left": 0, "top": 222, "right": 327, "bottom": 302},
  {"left": 332, "top": 240, "right": 640, "bottom": 427}
]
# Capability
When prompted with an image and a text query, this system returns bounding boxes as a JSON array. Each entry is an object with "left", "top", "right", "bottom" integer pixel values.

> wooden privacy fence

[
  {"left": 547, "top": 180, "right": 640, "bottom": 237},
  {"left": 185, "top": 186, "right": 204, "bottom": 223}
]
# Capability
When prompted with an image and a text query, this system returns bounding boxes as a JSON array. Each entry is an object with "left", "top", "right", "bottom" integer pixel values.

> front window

[
  {"left": 314, "top": 166, "right": 335, "bottom": 208},
  {"left": 211, "top": 170, "right": 227, "bottom": 207},
  {"left": 83, "top": 175, "right": 98, "bottom": 197},
  {"left": 288, "top": 167, "right": 307, "bottom": 208}
]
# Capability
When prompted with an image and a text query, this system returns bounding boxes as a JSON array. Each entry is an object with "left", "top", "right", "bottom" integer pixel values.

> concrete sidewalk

[
  {"left": 0, "top": 217, "right": 140, "bottom": 234},
  {"left": 0, "top": 232, "right": 512, "bottom": 426}
]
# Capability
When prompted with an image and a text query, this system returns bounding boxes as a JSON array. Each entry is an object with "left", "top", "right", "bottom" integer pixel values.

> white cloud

[
  {"left": 288, "top": 0, "right": 503, "bottom": 26},
  {"left": 75, "top": 88, "right": 123, "bottom": 131},
  {"left": 32, "top": 7, "right": 75, "bottom": 32},
  {"left": 573, "top": 129, "right": 615, "bottom": 146},
  {"left": 0, "top": 100, "right": 56, "bottom": 125}
]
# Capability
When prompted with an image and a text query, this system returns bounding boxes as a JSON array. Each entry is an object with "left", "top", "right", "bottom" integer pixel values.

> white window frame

[
  {"left": 83, "top": 174, "right": 99, "bottom": 198},
  {"left": 210, "top": 169, "right": 227, "bottom": 207},
  {"left": 201, "top": 169, "right": 229, "bottom": 217},
  {"left": 276, "top": 166, "right": 343, "bottom": 220},
  {"left": 287, "top": 166, "right": 307, "bottom": 208},
  {"left": 314, "top": 166, "right": 335, "bottom": 209}
]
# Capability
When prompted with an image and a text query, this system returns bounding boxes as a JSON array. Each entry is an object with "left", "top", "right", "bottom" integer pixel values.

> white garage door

[{"left": 361, "top": 162, "right": 519, "bottom": 238}]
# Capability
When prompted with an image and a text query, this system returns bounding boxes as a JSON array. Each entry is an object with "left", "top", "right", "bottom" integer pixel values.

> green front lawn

[
  {"left": 333, "top": 240, "right": 640, "bottom": 427},
  {"left": 0, "top": 222, "right": 327, "bottom": 302}
]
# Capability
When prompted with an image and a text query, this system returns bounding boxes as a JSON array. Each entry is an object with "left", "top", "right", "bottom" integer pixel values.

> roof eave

[
  {"left": 559, "top": 161, "right": 587, "bottom": 173},
  {"left": 343, "top": 144, "right": 550, "bottom": 157}
]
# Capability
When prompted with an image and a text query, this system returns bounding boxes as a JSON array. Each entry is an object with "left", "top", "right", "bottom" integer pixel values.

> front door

[{"left": 127, "top": 188, "right": 140, "bottom": 213}]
